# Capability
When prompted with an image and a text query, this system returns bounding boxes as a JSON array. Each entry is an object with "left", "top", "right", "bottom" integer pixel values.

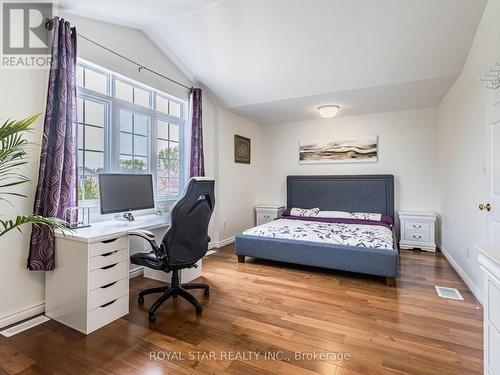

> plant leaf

[{"left": 0, "top": 215, "right": 71, "bottom": 237}]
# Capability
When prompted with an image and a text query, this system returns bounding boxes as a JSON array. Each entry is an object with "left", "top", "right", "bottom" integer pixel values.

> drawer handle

[
  {"left": 100, "top": 299, "right": 117, "bottom": 308},
  {"left": 413, "top": 235, "right": 422, "bottom": 239},
  {"left": 101, "top": 250, "right": 118, "bottom": 257},
  {"left": 101, "top": 263, "right": 118, "bottom": 270},
  {"left": 101, "top": 281, "right": 118, "bottom": 289},
  {"left": 412, "top": 225, "right": 422, "bottom": 229},
  {"left": 101, "top": 238, "right": 118, "bottom": 244},
  {"left": 263, "top": 215, "right": 270, "bottom": 218}
]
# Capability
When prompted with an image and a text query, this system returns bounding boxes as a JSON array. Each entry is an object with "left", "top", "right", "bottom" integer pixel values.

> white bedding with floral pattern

[{"left": 243, "top": 218, "right": 394, "bottom": 250}]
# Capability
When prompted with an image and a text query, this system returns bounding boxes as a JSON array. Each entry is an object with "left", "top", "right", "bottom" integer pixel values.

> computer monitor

[{"left": 98, "top": 173, "right": 155, "bottom": 215}]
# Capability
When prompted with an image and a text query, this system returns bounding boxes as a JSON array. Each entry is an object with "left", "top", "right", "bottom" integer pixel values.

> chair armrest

[
  {"left": 129, "top": 229, "right": 155, "bottom": 241},
  {"left": 128, "top": 230, "right": 163, "bottom": 259}
]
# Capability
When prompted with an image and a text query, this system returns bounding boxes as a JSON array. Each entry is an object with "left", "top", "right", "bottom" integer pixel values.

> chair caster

[
  {"left": 148, "top": 312, "right": 156, "bottom": 322},
  {"left": 204, "top": 289, "right": 209, "bottom": 297},
  {"left": 138, "top": 296, "right": 144, "bottom": 305},
  {"left": 195, "top": 306, "right": 203, "bottom": 315}
]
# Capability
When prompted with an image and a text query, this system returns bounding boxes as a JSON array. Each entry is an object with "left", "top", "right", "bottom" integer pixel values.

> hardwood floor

[{"left": 0, "top": 245, "right": 483, "bottom": 375}]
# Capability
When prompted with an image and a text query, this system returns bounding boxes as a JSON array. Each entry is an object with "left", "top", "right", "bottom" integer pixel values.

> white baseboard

[
  {"left": 129, "top": 266, "right": 144, "bottom": 279},
  {"left": 439, "top": 243, "right": 483, "bottom": 305},
  {"left": 0, "top": 302, "right": 45, "bottom": 329},
  {"left": 209, "top": 236, "right": 235, "bottom": 249}
]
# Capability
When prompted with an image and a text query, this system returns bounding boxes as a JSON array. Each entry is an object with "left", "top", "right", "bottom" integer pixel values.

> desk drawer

[
  {"left": 403, "top": 219, "right": 431, "bottom": 233},
  {"left": 89, "top": 261, "right": 128, "bottom": 290},
  {"left": 87, "top": 295, "right": 128, "bottom": 333},
  {"left": 489, "top": 280, "right": 500, "bottom": 331},
  {"left": 89, "top": 278, "right": 128, "bottom": 311},
  {"left": 90, "top": 237, "right": 128, "bottom": 257},
  {"left": 89, "top": 248, "right": 128, "bottom": 271}
]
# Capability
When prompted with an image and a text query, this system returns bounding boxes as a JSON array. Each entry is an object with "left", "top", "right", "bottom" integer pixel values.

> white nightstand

[
  {"left": 398, "top": 211, "right": 437, "bottom": 252},
  {"left": 255, "top": 205, "right": 285, "bottom": 226}
]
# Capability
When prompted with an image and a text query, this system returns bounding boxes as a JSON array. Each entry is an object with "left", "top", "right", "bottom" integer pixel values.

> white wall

[
  {"left": 258, "top": 108, "right": 439, "bottom": 218},
  {"left": 216, "top": 109, "right": 263, "bottom": 241},
  {"left": 0, "top": 14, "right": 260, "bottom": 325},
  {"left": 0, "top": 70, "right": 49, "bottom": 325},
  {"left": 436, "top": 0, "right": 500, "bottom": 300}
]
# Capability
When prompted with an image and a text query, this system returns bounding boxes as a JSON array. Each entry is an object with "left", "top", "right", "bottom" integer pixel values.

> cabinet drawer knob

[
  {"left": 412, "top": 224, "right": 422, "bottom": 229},
  {"left": 413, "top": 235, "right": 422, "bottom": 239}
]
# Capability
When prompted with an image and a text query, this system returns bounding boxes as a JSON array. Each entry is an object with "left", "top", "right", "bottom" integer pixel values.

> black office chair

[{"left": 129, "top": 177, "right": 215, "bottom": 322}]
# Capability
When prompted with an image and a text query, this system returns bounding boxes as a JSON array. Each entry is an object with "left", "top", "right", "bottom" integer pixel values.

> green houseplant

[{"left": 0, "top": 114, "right": 67, "bottom": 237}]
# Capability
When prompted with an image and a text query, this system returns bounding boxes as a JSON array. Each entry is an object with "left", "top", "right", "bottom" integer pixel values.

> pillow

[
  {"left": 381, "top": 214, "right": 394, "bottom": 226},
  {"left": 289, "top": 207, "right": 320, "bottom": 217},
  {"left": 316, "top": 211, "right": 354, "bottom": 219},
  {"left": 352, "top": 212, "right": 383, "bottom": 221},
  {"left": 353, "top": 212, "right": 394, "bottom": 226}
]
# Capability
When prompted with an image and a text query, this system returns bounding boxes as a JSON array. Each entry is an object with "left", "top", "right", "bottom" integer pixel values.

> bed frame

[{"left": 234, "top": 175, "right": 398, "bottom": 286}]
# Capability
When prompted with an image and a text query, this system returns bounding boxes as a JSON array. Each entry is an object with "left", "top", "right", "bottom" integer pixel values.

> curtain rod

[{"left": 45, "top": 18, "right": 194, "bottom": 92}]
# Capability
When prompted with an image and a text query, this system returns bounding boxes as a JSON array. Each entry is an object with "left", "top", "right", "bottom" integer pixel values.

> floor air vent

[
  {"left": 0, "top": 315, "right": 50, "bottom": 337},
  {"left": 435, "top": 286, "right": 464, "bottom": 300}
]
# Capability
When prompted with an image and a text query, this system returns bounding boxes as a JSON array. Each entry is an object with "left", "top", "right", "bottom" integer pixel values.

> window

[
  {"left": 77, "top": 97, "right": 107, "bottom": 200},
  {"left": 76, "top": 60, "right": 187, "bottom": 204},
  {"left": 157, "top": 120, "right": 180, "bottom": 196}
]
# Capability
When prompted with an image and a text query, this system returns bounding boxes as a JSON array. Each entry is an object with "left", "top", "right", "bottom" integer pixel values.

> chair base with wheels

[{"left": 135, "top": 266, "right": 209, "bottom": 322}]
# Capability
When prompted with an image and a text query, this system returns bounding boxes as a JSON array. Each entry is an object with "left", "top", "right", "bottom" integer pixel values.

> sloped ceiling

[{"left": 60, "top": 0, "right": 487, "bottom": 124}]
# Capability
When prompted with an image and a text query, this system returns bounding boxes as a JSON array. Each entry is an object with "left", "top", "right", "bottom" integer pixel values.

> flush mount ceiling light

[{"left": 318, "top": 105, "right": 340, "bottom": 118}]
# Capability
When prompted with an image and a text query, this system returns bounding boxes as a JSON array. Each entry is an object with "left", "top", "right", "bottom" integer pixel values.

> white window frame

[{"left": 76, "top": 58, "right": 188, "bottom": 207}]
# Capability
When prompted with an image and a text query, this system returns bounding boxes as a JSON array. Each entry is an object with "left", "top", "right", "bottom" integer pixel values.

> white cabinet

[
  {"left": 46, "top": 214, "right": 171, "bottom": 334},
  {"left": 398, "top": 211, "right": 437, "bottom": 252},
  {"left": 478, "top": 247, "right": 500, "bottom": 375},
  {"left": 45, "top": 236, "right": 129, "bottom": 335},
  {"left": 255, "top": 205, "right": 285, "bottom": 226}
]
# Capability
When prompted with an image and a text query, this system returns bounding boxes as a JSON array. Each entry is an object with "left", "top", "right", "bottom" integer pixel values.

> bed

[{"left": 234, "top": 175, "right": 399, "bottom": 286}]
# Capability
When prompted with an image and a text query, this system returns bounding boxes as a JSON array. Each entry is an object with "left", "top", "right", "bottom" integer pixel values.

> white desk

[
  {"left": 45, "top": 214, "right": 201, "bottom": 334},
  {"left": 54, "top": 213, "right": 171, "bottom": 243}
]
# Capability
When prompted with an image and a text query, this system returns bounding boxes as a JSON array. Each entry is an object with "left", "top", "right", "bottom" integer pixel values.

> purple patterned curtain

[
  {"left": 189, "top": 88, "right": 205, "bottom": 177},
  {"left": 28, "top": 18, "right": 77, "bottom": 271}
]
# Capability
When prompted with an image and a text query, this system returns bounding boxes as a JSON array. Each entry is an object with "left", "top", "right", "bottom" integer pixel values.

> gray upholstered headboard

[{"left": 287, "top": 175, "right": 394, "bottom": 219}]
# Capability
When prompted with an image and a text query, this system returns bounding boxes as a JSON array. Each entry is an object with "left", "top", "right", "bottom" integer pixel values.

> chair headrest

[{"left": 189, "top": 176, "right": 215, "bottom": 182}]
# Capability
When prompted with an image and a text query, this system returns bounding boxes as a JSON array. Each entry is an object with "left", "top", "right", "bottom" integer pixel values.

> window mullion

[{"left": 151, "top": 113, "right": 158, "bottom": 195}]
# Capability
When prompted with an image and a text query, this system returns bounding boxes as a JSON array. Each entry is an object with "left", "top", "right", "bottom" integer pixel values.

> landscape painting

[{"left": 299, "top": 136, "right": 378, "bottom": 164}]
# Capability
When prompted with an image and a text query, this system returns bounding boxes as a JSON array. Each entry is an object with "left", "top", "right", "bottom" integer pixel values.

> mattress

[{"left": 242, "top": 218, "right": 394, "bottom": 250}]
